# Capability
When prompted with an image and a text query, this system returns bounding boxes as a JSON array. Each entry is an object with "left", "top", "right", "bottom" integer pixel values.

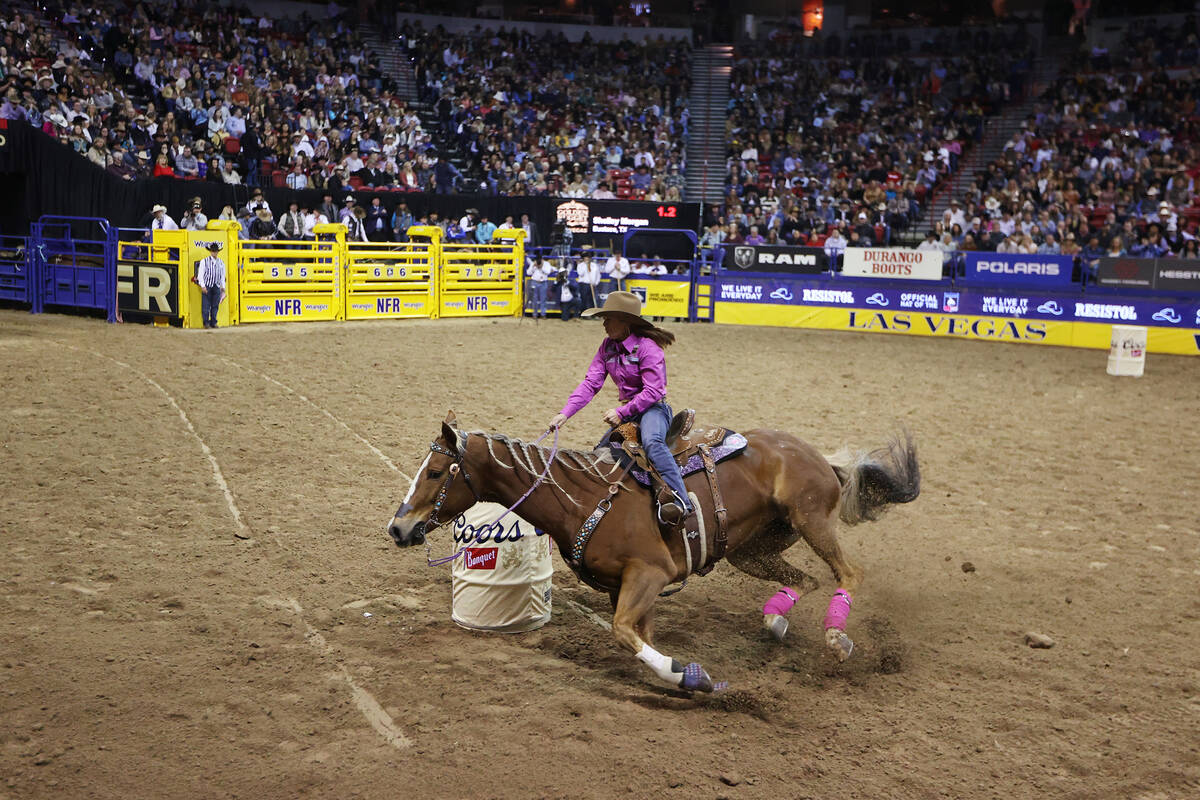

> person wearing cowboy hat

[
  {"left": 548, "top": 291, "right": 694, "bottom": 527},
  {"left": 149, "top": 203, "right": 179, "bottom": 231},
  {"left": 249, "top": 207, "right": 278, "bottom": 240},
  {"left": 195, "top": 241, "right": 227, "bottom": 328},
  {"left": 245, "top": 187, "right": 271, "bottom": 218}
]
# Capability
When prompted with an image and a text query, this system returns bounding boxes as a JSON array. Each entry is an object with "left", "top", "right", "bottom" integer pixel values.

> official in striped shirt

[{"left": 196, "top": 241, "right": 227, "bottom": 329}]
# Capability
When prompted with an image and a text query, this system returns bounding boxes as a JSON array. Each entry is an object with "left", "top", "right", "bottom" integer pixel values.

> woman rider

[{"left": 548, "top": 291, "right": 693, "bottom": 524}]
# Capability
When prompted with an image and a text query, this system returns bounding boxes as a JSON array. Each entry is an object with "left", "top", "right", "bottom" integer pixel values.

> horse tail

[{"left": 826, "top": 429, "right": 920, "bottom": 526}]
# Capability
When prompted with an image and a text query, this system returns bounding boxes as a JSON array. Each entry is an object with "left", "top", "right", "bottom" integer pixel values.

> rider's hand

[
  {"left": 602, "top": 408, "right": 622, "bottom": 427},
  {"left": 549, "top": 412, "right": 567, "bottom": 430}
]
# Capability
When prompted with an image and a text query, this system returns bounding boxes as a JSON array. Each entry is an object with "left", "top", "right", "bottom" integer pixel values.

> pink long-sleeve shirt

[{"left": 560, "top": 333, "right": 667, "bottom": 421}]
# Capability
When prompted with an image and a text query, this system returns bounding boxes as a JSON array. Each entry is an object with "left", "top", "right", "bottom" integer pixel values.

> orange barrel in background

[{"left": 450, "top": 503, "right": 553, "bottom": 632}]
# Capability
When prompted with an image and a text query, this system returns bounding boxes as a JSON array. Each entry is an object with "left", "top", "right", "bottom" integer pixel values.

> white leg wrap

[{"left": 638, "top": 643, "right": 682, "bottom": 686}]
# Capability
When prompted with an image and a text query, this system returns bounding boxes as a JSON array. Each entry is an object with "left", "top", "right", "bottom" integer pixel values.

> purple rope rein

[{"left": 426, "top": 427, "right": 560, "bottom": 566}]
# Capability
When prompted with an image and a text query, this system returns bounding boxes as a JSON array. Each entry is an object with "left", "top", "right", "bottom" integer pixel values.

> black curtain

[{"left": 0, "top": 121, "right": 700, "bottom": 247}]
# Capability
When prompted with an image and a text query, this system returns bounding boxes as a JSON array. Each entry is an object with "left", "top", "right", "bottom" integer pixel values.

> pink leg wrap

[
  {"left": 822, "top": 589, "right": 852, "bottom": 631},
  {"left": 762, "top": 587, "right": 798, "bottom": 617}
]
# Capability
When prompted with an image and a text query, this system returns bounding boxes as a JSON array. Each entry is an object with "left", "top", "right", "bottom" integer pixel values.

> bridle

[
  {"left": 419, "top": 439, "right": 483, "bottom": 565},
  {"left": 402, "top": 428, "right": 561, "bottom": 566}
]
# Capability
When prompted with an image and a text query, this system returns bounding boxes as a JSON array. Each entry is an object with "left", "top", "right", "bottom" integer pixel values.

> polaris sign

[{"left": 961, "top": 253, "right": 1074, "bottom": 287}]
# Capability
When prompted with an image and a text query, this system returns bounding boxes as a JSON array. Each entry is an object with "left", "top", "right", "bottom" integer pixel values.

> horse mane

[{"left": 467, "top": 431, "right": 628, "bottom": 507}]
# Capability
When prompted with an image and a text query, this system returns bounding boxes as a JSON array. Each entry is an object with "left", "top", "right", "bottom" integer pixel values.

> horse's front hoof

[
  {"left": 825, "top": 628, "right": 854, "bottom": 662},
  {"left": 681, "top": 662, "right": 716, "bottom": 692},
  {"left": 763, "top": 613, "right": 789, "bottom": 642}
]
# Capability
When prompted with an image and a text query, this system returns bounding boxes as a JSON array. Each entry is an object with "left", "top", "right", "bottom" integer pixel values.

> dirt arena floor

[{"left": 1, "top": 307, "right": 1197, "bottom": 800}]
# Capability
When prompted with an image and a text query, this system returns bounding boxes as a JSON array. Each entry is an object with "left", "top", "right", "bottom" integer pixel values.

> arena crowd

[{"left": 4, "top": 0, "right": 1200, "bottom": 257}]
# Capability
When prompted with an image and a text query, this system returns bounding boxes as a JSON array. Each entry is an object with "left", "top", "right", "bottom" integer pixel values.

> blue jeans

[
  {"left": 637, "top": 401, "right": 691, "bottom": 512},
  {"left": 530, "top": 280, "right": 548, "bottom": 317},
  {"left": 202, "top": 286, "right": 222, "bottom": 327}
]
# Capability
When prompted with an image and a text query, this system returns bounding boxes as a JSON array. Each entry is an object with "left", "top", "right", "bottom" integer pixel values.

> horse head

[{"left": 387, "top": 411, "right": 479, "bottom": 547}]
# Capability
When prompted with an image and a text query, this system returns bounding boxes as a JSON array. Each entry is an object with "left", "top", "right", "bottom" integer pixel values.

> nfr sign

[
  {"left": 376, "top": 297, "right": 403, "bottom": 313},
  {"left": 117, "top": 261, "right": 179, "bottom": 317},
  {"left": 466, "top": 296, "right": 488, "bottom": 312},
  {"left": 275, "top": 299, "right": 302, "bottom": 315}
]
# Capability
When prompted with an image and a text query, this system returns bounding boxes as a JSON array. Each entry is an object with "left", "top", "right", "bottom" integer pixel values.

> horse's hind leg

[
  {"left": 791, "top": 509, "right": 864, "bottom": 662},
  {"left": 727, "top": 537, "right": 820, "bottom": 642},
  {"left": 612, "top": 562, "right": 721, "bottom": 692}
]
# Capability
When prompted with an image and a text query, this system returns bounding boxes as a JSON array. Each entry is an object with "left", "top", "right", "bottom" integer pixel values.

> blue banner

[
  {"left": 713, "top": 276, "right": 1200, "bottom": 327},
  {"left": 960, "top": 253, "right": 1075, "bottom": 287}
]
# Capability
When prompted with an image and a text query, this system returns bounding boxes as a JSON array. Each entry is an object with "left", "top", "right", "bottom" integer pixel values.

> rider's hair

[{"left": 629, "top": 318, "right": 675, "bottom": 349}]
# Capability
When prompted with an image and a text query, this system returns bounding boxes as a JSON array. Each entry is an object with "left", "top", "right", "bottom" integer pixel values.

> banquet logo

[
  {"left": 555, "top": 200, "right": 590, "bottom": 234},
  {"left": 463, "top": 548, "right": 498, "bottom": 570}
]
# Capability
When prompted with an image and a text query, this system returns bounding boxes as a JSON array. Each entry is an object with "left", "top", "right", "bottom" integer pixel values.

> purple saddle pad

[{"left": 615, "top": 432, "right": 749, "bottom": 487}]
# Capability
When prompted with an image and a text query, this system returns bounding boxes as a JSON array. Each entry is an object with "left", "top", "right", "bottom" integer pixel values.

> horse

[{"left": 388, "top": 412, "right": 920, "bottom": 693}]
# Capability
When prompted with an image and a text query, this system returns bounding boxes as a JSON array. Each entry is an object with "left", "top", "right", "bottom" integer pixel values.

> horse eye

[{"left": 428, "top": 469, "right": 443, "bottom": 479}]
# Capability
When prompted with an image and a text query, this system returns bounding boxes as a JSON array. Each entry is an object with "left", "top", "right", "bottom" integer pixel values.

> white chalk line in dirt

[
  {"left": 214, "top": 355, "right": 411, "bottom": 483},
  {"left": 286, "top": 597, "right": 412, "bottom": 749},
  {"left": 57, "top": 343, "right": 251, "bottom": 540},
  {"left": 54, "top": 342, "right": 406, "bottom": 749}
]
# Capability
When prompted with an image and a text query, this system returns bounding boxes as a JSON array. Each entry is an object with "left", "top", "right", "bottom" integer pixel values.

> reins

[{"left": 424, "top": 427, "right": 561, "bottom": 567}]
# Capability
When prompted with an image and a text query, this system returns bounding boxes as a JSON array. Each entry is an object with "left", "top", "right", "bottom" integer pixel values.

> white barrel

[
  {"left": 450, "top": 503, "right": 553, "bottom": 633},
  {"left": 1107, "top": 325, "right": 1147, "bottom": 377}
]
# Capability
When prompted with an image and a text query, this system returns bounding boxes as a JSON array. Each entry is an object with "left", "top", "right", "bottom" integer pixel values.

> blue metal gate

[
  {"left": 0, "top": 234, "right": 31, "bottom": 306},
  {"left": 31, "top": 216, "right": 117, "bottom": 321}
]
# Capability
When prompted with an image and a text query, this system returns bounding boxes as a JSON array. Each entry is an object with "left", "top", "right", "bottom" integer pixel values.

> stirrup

[{"left": 657, "top": 501, "right": 686, "bottom": 526}]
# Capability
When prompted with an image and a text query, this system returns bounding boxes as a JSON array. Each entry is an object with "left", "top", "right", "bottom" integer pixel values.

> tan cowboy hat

[
  {"left": 581, "top": 290, "right": 645, "bottom": 321},
  {"left": 152, "top": 204, "right": 167, "bottom": 214}
]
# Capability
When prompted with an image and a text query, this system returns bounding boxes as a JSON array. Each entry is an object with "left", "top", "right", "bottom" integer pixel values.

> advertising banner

[
  {"left": 720, "top": 245, "right": 829, "bottom": 275},
  {"left": 1094, "top": 257, "right": 1156, "bottom": 290},
  {"left": 712, "top": 276, "right": 1200, "bottom": 328},
  {"left": 117, "top": 260, "right": 180, "bottom": 318},
  {"left": 554, "top": 199, "right": 699, "bottom": 236},
  {"left": 841, "top": 248, "right": 943, "bottom": 281},
  {"left": 960, "top": 252, "right": 1075, "bottom": 287},
  {"left": 626, "top": 277, "right": 691, "bottom": 319},
  {"left": 1154, "top": 259, "right": 1200, "bottom": 294}
]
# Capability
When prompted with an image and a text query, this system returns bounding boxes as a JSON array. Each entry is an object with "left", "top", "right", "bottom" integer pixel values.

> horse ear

[
  {"left": 444, "top": 410, "right": 459, "bottom": 429},
  {"left": 441, "top": 421, "right": 459, "bottom": 454}
]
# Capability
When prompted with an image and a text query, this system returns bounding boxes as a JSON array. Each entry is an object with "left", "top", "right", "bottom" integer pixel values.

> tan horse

[{"left": 388, "top": 412, "right": 919, "bottom": 693}]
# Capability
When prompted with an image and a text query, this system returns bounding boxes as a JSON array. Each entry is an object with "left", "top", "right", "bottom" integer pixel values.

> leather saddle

[
  {"left": 608, "top": 408, "right": 735, "bottom": 577},
  {"left": 612, "top": 409, "right": 731, "bottom": 474}
]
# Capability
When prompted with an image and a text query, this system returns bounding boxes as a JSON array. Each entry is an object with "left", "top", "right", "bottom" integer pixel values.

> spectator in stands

[
  {"left": 149, "top": 203, "right": 177, "bottom": 231},
  {"left": 152, "top": 153, "right": 174, "bottom": 177},
  {"left": 286, "top": 163, "right": 309, "bottom": 190},
  {"left": 576, "top": 253, "right": 602, "bottom": 310},
  {"left": 475, "top": 214, "right": 497, "bottom": 244},
  {"left": 279, "top": 202, "right": 304, "bottom": 241},
  {"left": 366, "top": 197, "right": 390, "bottom": 242},
  {"left": 249, "top": 208, "right": 277, "bottom": 240},
  {"left": 1038, "top": 233, "right": 1061, "bottom": 255},
  {"left": 392, "top": 201, "right": 414, "bottom": 241},
  {"left": 521, "top": 214, "right": 539, "bottom": 248},
  {"left": 180, "top": 198, "right": 207, "bottom": 231},
  {"left": 916, "top": 231, "right": 940, "bottom": 252},
  {"left": 555, "top": 265, "right": 581, "bottom": 321},
  {"left": 605, "top": 251, "right": 632, "bottom": 291},
  {"left": 527, "top": 255, "right": 552, "bottom": 319},
  {"left": 169, "top": 144, "right": 197, "bottom": 178},
  {"left": 346, "top": 205, "right": 369, "bottom": 242},
  {"left": 1106, "top": 237, "right": 1126, "bottom": 257}
]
